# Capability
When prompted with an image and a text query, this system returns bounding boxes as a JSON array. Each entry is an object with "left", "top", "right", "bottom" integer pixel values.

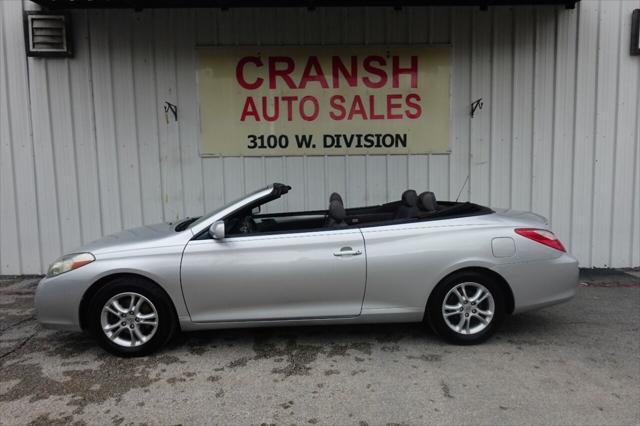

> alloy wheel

[
  {"left": 100, "top": 292, "right": 159, "bottom": 347},
  {"left": 441, "top": 282, "right": 495, "bottom": 335}
]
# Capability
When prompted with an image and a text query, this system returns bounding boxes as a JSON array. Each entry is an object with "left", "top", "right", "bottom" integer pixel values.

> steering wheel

[{"left": 237, "top": 215, "right": 256, "bottom": 234}]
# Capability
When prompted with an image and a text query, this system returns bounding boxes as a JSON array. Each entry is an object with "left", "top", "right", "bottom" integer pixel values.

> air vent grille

[{"left": 24, "top": 12, "right": 73, "bottom": 57}]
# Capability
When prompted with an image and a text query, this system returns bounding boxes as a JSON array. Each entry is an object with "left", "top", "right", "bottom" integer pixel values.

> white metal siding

[{"left": 0, "top": 1, "right": 639, "bottom": 274}]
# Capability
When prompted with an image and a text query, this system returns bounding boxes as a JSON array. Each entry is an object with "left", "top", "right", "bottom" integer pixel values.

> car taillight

[{"left": 515, "top": 228, "right": 566, "bottom": 252}]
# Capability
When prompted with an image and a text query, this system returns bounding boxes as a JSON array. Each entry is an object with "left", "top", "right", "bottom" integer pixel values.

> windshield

[{"left": 187, "top": 186, "right": 270, "bottom": 229}]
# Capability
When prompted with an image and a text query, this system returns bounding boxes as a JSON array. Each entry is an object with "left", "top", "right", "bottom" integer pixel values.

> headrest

[
  {"left": 328, "top": 200, "right": 346, "bottom": 222},
  {"left": 418, "top": 191, "right": 437, "bottom": 212},
  {"left": 329, "top": 192, "right": 343, "bottom": 205},
  {"left": 401, "top": 190, "right": 418, "bottom": 207}
]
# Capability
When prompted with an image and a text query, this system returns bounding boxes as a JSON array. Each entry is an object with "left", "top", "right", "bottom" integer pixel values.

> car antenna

[{"left": 455, "top": 174, "right": 470, "bottom": 202}]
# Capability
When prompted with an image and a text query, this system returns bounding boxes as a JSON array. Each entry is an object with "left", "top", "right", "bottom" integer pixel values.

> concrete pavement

[{"left": 0, "top": 271, "right": 638, "bottom": 425}]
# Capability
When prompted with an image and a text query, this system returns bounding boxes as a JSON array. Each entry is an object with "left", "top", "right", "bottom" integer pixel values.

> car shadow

[
  {"left": 166, "top": 310, "right": 563, "bottom": 355},
  {"left": 28, "top": 310, "right": 565, "bottom": 360},
  {"left": 169, "top": 322, "right": 434, "bottom": 351}
]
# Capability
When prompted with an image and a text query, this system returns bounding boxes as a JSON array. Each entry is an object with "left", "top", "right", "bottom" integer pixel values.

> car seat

[
  {"left": 394, "top": 190, "right": 420, "bottom": 219},
  {"left": 418, "top": 191, "right": 438, "bottom": 213}
]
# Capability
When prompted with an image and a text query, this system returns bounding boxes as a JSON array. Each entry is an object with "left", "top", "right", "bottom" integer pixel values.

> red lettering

[
  {"left": 405, "top": 93, "right": 422, "bottom": 119},
  {"left": 386, "top": 94, "right": 403, "bottom": 119},
  {"left": 347, "top": 95, "right": 367, "bottom": 120},
  {"left": 281, "top": 96, "right": 298, "bottom": 121},
  {"left": 300, "top": 96, "right": 319, "bottom": 121},
  {"left": 331, "top": 56, "right": 358, "bottom": 88},
  {"left": 369, "top": 95, "right": 384, "bottom": 120},
  {"left": 240, "top": 97, "right": 260, "bottom": 121},
  {"left": 268, "top": 57, "right": 296, "bottom": 89},
  {"left": 393, "top": 56, "right": 418, "bottom": 88},
  {"left": 239, "top": 55, "right": 419, "bottom": 91},
  {"left": 362, "top": 56, "right": 387, "bottom": 89},
  {"left": 299, "top": 56, "right": 329, "bottom": 89},
  {"left": 262, "top": 97, "right": 279, "bottom": 122},
  {"left": 329, "top": 95, "right": 347, "bottom": 120},
  {"left": 236, "top": 57, "right": 264, "bottom": 90}
]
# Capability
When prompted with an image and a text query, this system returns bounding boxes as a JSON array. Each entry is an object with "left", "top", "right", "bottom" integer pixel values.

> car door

[{"left": 180, "top": 228, "right": 366, "bottom": 322}]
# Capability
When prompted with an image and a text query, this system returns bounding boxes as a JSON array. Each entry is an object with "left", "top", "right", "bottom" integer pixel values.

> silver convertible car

[{"left": 36, "top": 183, "right": 578, "bottom": 356}]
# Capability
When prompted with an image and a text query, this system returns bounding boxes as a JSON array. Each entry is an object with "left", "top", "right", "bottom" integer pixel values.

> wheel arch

[
  {"left": 425, "top": 266, "right": 515, "bottom": 317},
  {"left": 78, "top": 272, "right": 180, "bottom": 331}
]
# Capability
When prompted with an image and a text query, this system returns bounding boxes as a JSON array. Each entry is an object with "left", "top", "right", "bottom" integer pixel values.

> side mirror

[
  {"left": 209, "top": 221, "right": 225, "bottom": 240},
  {"left": 252, "top": 205, "right": 261, "bottom": 215}
]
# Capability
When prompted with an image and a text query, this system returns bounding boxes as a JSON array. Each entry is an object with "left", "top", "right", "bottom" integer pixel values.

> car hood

[
  {"left": 491, "top": 208, "right": 549, "bottom": 228},
  {"left": 74, "top": 222, "right": 188, "bottom": 255}
]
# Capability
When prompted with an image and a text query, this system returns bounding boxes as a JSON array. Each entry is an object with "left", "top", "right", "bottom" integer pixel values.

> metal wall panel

[
  {"left": 1, "top": 0, "right": 639, "bottom": 274},
  {"left": 1, "top": 1, "right": 41, "bottom": 274}
]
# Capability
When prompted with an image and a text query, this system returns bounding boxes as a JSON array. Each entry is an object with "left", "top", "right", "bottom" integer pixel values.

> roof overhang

[{"left": 30, "top": 0, "right": 580, "bottom": 10}]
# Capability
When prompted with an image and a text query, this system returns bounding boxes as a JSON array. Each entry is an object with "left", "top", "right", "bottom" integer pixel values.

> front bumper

[
  {"left": 493, "top": 252, "right": 579, "bottom": 314},
  {"left": 35, "top": 273, "right": 86, "bottom": 331}
]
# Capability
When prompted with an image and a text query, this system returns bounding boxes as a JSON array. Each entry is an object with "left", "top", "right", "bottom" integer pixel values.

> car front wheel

[
  {"left": 87, "top": 277, "right": 176, "bottom": 357},
  {"left": 427, "top": 271, "right": 506, "bottom": 345}
]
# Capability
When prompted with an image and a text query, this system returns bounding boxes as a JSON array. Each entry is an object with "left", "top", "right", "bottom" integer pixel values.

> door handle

[{"left": 333, "top": 247, "right": 362, "bottom": 257}]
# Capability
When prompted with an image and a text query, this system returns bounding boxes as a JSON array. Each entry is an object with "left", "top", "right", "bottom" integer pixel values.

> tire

[
  {"left": 426, "top": 271, "right": 506, "bottom": 345},
  {"left": 87, "top": 277, "right": 177, "bottom": 357}
]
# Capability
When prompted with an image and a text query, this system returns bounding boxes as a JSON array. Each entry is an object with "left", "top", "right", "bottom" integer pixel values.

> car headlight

[{"left": 47, "top": 253, "right": 95, "bottom": 277}]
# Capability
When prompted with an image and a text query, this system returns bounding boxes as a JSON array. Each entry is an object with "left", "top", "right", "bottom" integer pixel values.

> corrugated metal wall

[{"left": 1, "top": 0, "right": 639, "bottom": 274}]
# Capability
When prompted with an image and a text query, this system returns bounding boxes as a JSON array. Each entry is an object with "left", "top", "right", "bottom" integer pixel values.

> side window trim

[{"left": 191, "top": 225, "right": 363, "bottom": 242}]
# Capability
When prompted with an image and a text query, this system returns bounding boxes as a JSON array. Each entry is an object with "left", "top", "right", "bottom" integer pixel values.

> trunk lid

[{"left": 491, "top": 208, "right": 549, "bottom": 229}]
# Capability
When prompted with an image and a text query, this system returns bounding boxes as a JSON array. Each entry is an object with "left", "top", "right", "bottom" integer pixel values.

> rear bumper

[{"left": 493, "top": 253, "right": 579, "bottom": 314}]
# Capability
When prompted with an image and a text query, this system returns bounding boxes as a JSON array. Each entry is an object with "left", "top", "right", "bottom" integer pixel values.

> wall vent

[{"left": 24, "top": 12, "right": 73, "bottom": 58}]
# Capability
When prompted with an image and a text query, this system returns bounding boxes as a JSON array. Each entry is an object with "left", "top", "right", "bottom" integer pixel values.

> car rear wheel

[
  {"left": 427, "top": 271, "right": 506, "bottom": 345},
  {"left": 87, "top": 277, "right": 176, "bottom": 357}
]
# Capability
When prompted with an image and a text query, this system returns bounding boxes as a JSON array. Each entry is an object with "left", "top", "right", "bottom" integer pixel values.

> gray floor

[{"left": 0, "top": 272, "right": 638, "bottom": 426}]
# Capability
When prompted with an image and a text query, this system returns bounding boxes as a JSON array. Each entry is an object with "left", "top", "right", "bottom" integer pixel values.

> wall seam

[
  {"left": 0, "top": 1, "right": 5, "bottom": 273},
  {"left": 66, "top": 56, "right": 84, "bottom": 244},
  {"left": 1, "top": 1, "right": 24, "bottom": 273},
  {"left": 130, "top": 12, "right": 144, "bottom": 226},
  {"left": 588, "top": 0, "right": 601, "bottom": 267},
  {"left": 21, "top": 0, "right": 44, "bottom": 271},
  {"left": 568, "top": 3, "right": 580, "bottom": 254},
  {"left": 529, "top": 7, "right": 537, "bottom": 212},
  {"left": 630, "top": 7, "right": 640, "bottom": 265},
  {"left": 151, "top": 10, "right": 166, "bottom": 220},
  {"left": 548, "top": 6, "right": 559, "bottom": 228},
  {"left": 173, "top": 12, "right": 186, "bottom": 219},
  {"left": 488, "top": 8, "right": 495, "bottom": 206},
  {"left": 467, "top": 9, "right": 473, "bottom": 201},
  {"left": 44, "top": 60, "right": 64, "bottom": 256},
  {"left": 106, "top": 12, "right": 125, "bottom": 230},
  {"left": 508, "top": 7, "right": 515, "bottom": 208},
  {"left": 607, "top": 1, "right": 622, "bottom": 266}
]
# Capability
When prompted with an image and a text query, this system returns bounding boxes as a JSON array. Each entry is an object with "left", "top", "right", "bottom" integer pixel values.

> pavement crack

[
  {"left": 0, "top": 289, "right": 36, "bottom": 296},
  {"left": 0, "top": 316, "right": 35, "bottom": 334},
  {"left": 0, "top": 330, "right": 38, "bottom": 363}
]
